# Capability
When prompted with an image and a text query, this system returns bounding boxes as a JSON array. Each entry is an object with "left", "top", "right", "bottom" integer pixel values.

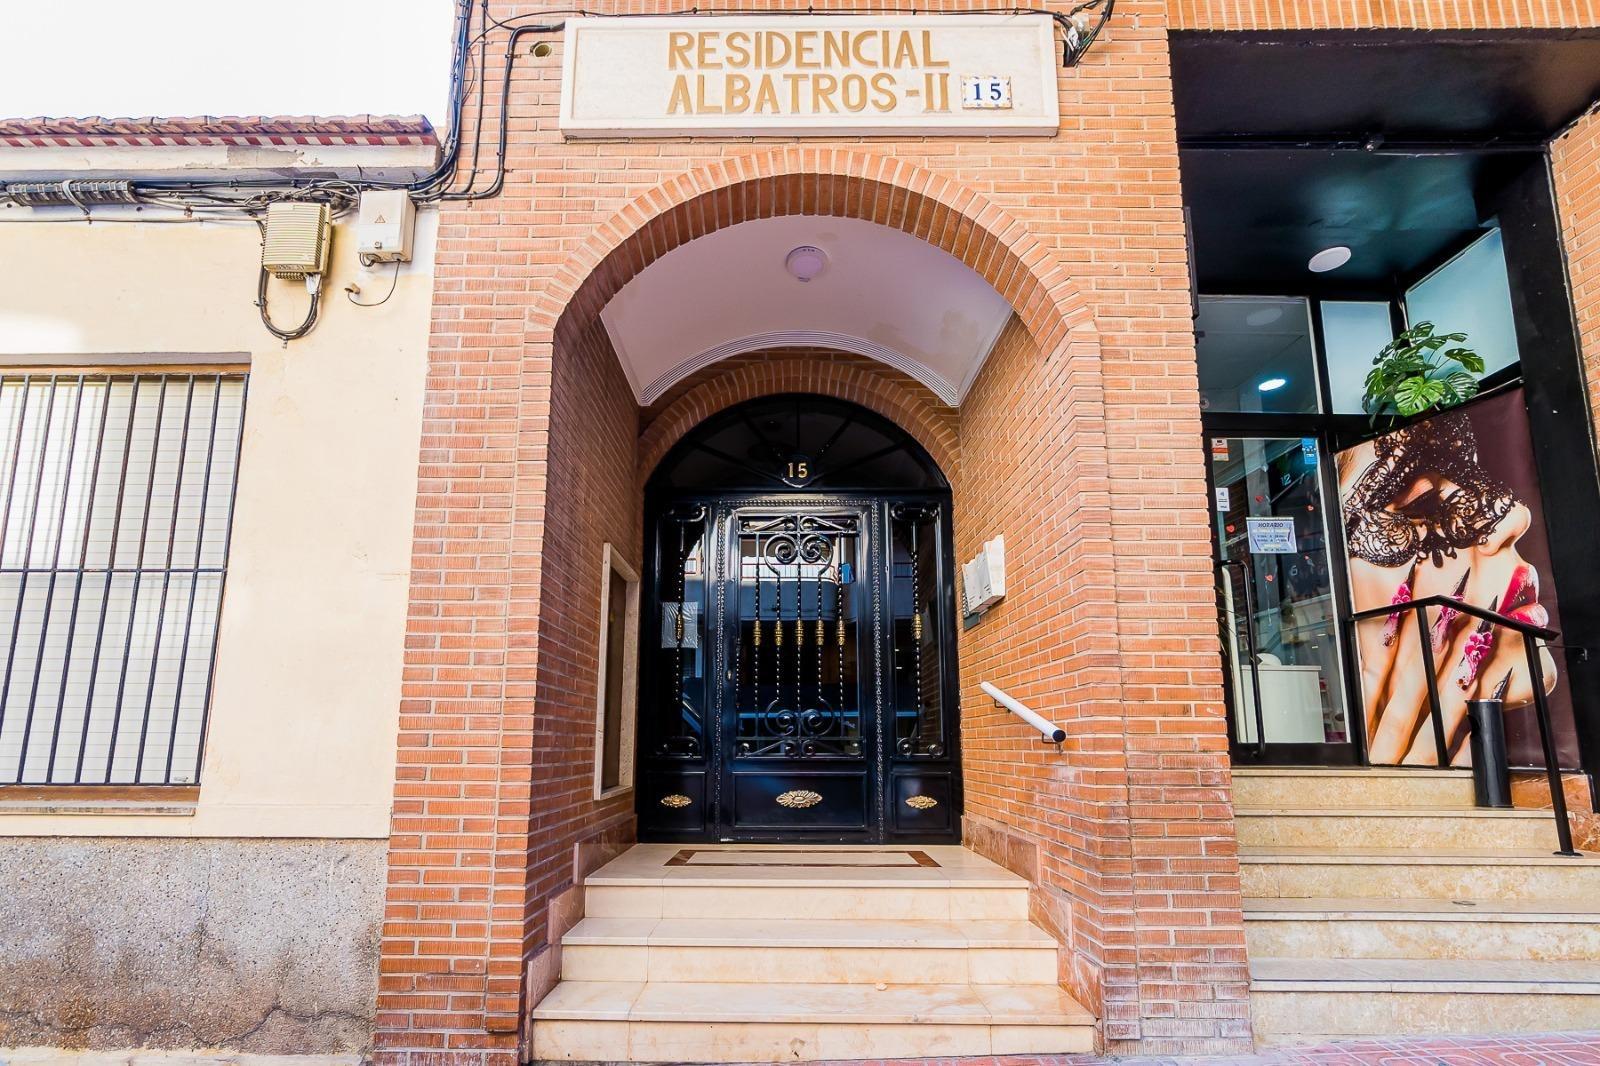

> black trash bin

[{"left": 1467, "top": 698, "right": 1513, "bottom": 809}]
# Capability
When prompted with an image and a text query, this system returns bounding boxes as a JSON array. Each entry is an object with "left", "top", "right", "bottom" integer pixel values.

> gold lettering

[
  {"left": 725, "top": 31, "right": 751, "bottom": 69},
  {"left": 893, "top": 32, "right": 918, "bottom": 68},
  {"left": 783, "top": 72, "right": 804, "bottom": 112},
  {"left": 794, "top": 30, "right": 818, "bottom": 68},
  {"left": 726, "top": 73, "right": 751, "bottom": 113},
  {"left": 841, "top": 73, "right": 868, "bottom": 112},
  {"left": 823, "top": 31, "right": 850, "bottom": 68},
  {"left": 813, "top": 73, "right": 840, "bottom": 113},
  {"left": 921, "top": 30, "right": 948, "bottom": 67},
  {"left": 695, "top": 74, "right": 722, "bottom": 113},
  {"left": 764, "top": 31, "right": 792, "bottom": 67},
  {"left": 667, "top": 32, "right": 693, "bottom": 70},
  {"left": 870, "top": 72, "right": 897, "bottom": 111},
  {"left": 853, "top": 31, "right": 876, "bottom": 66},
  {"left": 754, "top": 74, "right": 781, "bottom": 112},
  {"left": 696, "top": 32, "right": 722, "bottom": 69},
  {"left": 667, "top": 74, "right": 693, "bottom": 113}
]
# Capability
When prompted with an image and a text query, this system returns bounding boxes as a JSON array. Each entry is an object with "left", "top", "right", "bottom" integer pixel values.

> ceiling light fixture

[
  {"left": 1308, "top": 246, "right": 1352, "bottom": 273},
  {"left": 1258, "top": 377, "right": 1288, "bottom": 393},
  {"left": 785, "top": 245, "right": 828, "bottom": 283},
  {"left": 1244, "top": 306, "right": 1284, "bottom": 327}
]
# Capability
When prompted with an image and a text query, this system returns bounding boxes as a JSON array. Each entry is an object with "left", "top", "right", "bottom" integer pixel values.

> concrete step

[
  {"left": 1233, "top": 767, "right": 1474, "bottom": 810},
  {"left": 1241, "top": 846, "right": 1600, "bottom": 901},
  {"left": 561, "top": 916, "right": 1058, "bottom": 984},
  {"left": 1244, "top": 897, "right": 1600, "bottom": 961},
  {"left": 1249, "top": 956, "right": 1600, "bottom": 1046},
  {"left": 531, "top": 980, "right": 1096, "bottom": 1061},
  {"left": 1235, "top": 806, "right": 1565, "bottom": 851}
]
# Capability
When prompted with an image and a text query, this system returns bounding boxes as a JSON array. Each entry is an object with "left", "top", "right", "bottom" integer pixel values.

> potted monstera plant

[{"left": 1362, "top": 321, "right": 1486, "bottom": 425}]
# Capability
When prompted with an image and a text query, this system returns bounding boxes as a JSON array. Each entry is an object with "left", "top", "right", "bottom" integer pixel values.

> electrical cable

[
  {"left": 257, "top": 268, "right": 323, "bottom": 341},
  {"left": 346, "top": 261, "right": 403, "bottom": 308},
  {"left": 14, "top": 0, "right": 1115, "bottom": 213},
  {"left": 7, "top": 0, "right": 1120, "bottom": 342},
  {"left": 442, "top": 0, "right": 496, "bottom": 200}
]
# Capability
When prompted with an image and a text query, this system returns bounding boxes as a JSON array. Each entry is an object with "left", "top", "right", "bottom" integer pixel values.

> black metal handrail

[{"left": 1351, "top": 593, "right": 1578, "bottom": 857}]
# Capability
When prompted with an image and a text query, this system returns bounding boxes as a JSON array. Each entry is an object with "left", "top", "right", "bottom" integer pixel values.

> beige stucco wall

[{"left": 0, "top": 207, "right": 436, "bottom": 837}]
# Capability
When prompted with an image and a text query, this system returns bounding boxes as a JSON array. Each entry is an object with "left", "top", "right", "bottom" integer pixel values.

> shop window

[
  {"left": 1196, "top": 297, "right": 1320, "bottom": 414},
  {"left": 1405, "top": 228, "right": 1520, "bottom": 378},
  {"left": 0, "top": 371, "right": 247, "bottom": 786},
  {"left": 593, "top": 543, "right": 639, "bottom": 799},
  {"left": 1320, "top": 301, "right": 1397, "bottom": 414}
]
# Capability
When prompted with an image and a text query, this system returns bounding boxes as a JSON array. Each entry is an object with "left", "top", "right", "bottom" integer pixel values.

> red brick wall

[
  {"left": 381, "top": 1, "right": 1600, "bottom": 1058},
  {"left": 378, "top": 1, "right": 1238, "bottom": 1060},
  {"left": 1553, "top": 109, "right": 1600, "bottom": 458}
]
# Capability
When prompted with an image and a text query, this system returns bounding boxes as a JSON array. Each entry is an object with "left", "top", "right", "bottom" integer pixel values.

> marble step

[
  {"left": 530, "top": 979, "right": 1096, "bottom": 1061},
  {"left": 1249, "top": 956, "right": 1600, "bottom": 1046},
  {"left": 1235, "top": 806, "right": 1563, "bottom": 850},
  {"left": 584, "top": 843, "right": 1031, "bottom": 921},
  {"left": 1244, "top": 897, "right": 1600, "bottom": 960},
  {"left": 1233, "top": 767, "right": 1474, "bottom": 810},
  {"left": 560, "top": 916, "right": 1059, "bottom": 984},
  {"left": 586, "top": 879, "right": 1029, "bottom": 921},
  {"left": 1241, "top": 846, "right": 1600, "bottom": 901}
]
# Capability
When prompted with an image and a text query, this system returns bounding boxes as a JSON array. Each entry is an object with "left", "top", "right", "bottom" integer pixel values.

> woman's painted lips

[{"left": 1502, "top": 564, "right": 1549, "bottom": 630}]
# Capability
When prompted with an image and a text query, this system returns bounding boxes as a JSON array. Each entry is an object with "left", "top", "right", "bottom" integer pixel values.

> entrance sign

[{"left": 559, "top": 15, "right": 1060, "bottom": 137}]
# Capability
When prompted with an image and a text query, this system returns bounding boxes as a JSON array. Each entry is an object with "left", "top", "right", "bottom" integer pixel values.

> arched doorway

[{"left": 638, "top": 393, "right": 960, "bottom": 844}]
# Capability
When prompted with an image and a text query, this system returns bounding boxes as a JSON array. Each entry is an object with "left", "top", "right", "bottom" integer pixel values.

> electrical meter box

[
  {"left": 962, "top": 535, "right": 1006, "bottom": 617},
  {"left": 262, "top": 202, "right": 332, "bottom": 280},
  {"left": 356, "top": 189, "right": 416, "bottom": 264}
]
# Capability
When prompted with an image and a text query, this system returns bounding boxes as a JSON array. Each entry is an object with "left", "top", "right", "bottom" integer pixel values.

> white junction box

[
  {"left": 962, "top": 535, "right": 1006, "bottom": 617},
  {"left": 356, "top": 189, "right": 416, "bottom": 264}
]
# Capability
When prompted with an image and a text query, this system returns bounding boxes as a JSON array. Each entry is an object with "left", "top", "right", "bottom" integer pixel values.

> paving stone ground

[{"left": 799, "top": 1030, "right": 1600, "bottom": 1066}]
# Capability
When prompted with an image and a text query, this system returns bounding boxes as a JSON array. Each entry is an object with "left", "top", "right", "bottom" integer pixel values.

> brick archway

[
  {"left": 534, "top": 147, "right": 1098, "bottom": 365},
  {"left": 380, "top": 147, "right": 1138, "bottom": 1065},
  {"left": 638, "top": 349, "right": 961, "bottom": 487}
]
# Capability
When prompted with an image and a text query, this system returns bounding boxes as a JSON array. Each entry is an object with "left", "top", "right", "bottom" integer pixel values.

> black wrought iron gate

[
  {"left": 635, "top": 395, "right": 960, "bottom": 843},
  {"left": 638, "top": 494, "right": 959, "bottom": 843}
]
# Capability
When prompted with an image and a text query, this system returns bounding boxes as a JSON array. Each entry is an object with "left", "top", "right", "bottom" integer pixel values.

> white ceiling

[{"left": 599, "top": 215, "right": 1014, "bottom": 406}]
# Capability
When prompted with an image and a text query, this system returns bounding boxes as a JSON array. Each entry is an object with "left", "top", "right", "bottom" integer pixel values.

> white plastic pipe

[{"left": 981, "top": 681, "right": 1066, "bottom": 744}]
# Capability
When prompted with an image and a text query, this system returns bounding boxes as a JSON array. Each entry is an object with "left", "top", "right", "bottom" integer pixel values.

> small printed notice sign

[
  {"left": 1246, "top": 517, "right": 1297, "bottom": 554},
  {"left": 1215, "top": 486, "right": 1230, "bottom": 512}
]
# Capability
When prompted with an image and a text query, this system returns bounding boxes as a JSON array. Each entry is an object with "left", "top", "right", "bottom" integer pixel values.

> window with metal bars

[{"left": 0, "top": 371, "right": 247, "bottom": 786}]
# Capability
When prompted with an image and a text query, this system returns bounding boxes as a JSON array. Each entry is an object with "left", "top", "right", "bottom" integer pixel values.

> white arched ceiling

[{"left": 598, "top": 214, "right": 1014, "bottom": 406}]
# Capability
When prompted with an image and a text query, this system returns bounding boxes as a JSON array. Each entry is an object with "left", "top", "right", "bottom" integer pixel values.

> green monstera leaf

[{"left": 1362, "top": 322, "right": 1486, "bottom": 425}]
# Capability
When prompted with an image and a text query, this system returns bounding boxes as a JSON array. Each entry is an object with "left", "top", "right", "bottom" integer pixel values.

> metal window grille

[{"left": 0, "top": 371, "right": 248, "bottom": 786}]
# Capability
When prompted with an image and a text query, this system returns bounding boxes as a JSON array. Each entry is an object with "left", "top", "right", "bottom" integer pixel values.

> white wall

[{"left": 0, "top": 206, "right": 436, "bottom": 837}]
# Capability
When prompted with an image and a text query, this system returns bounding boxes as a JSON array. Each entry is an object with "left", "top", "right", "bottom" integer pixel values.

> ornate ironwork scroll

[{"left": 733, "top": 511, "right": 862, "bottom": 759}]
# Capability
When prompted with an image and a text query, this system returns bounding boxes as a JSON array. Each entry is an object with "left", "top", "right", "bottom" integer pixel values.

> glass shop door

[{"left": 1209, "top": 433, "right": 1357, "bottom": 764}]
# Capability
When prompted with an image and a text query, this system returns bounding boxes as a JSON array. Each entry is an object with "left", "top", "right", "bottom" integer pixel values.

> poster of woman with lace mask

[{"left": 1337, "top": 388, "right": 1578, "bottom": 768}]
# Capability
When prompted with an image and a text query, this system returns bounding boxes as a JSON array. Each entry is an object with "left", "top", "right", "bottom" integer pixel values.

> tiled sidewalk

[{"left": 800, "top": 1031, "right": 1600, "bottom": 1066}]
